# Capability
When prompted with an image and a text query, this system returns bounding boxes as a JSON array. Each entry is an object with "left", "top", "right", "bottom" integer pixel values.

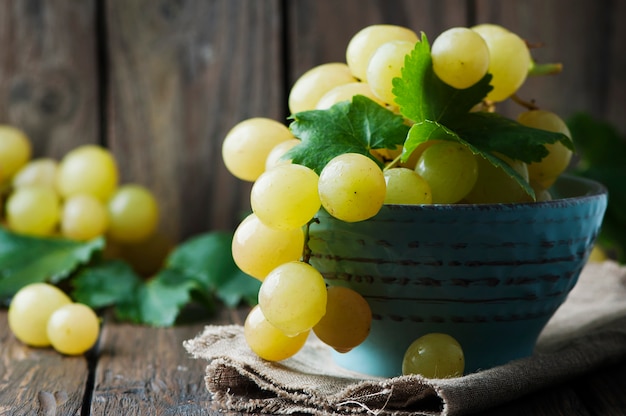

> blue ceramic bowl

[{"left": 307, "top": 174, "right": 608, "bottom": 377}]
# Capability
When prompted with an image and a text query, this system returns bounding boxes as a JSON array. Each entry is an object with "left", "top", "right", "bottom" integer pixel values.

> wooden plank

[
  {"left": 287, "top": 0, "right": 469, "bottom": 84},
  {"left": 0, "top": 0, "right": 99, "bottom": 159},
  {"left": 88, "top": 307, "right": 247, "bottom": 415},
  {"left": 473, "top": 0, "right": 626, "bottom": 133},
  {"left": 104, "top": 0, "right": 284, "bottom": 241},
  {"left": 0, "top": 310, "right": 88, "bottom": 416}
]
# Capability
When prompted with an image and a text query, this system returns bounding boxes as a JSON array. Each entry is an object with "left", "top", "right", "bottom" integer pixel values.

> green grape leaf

[
  {"left": 0, "top": 228, "right": 105, "bottom": 300},
  {"left": 114, "top": 268, "right": 200, "bottom": 327},
  {"left": 72, "top": 260, "right": 142, "bottom": 309},
  {"left": 401, "top": 120, "right": 459, "bottom": 160},
  {"left": 166, "top": 231, "right": 260, "bottom": 307},
  {"left": 287, "top": 95, "right": 409, "bottom": 174},
  {"left": 446, "top": 112, "right": 573, "bottom": 163},
  {"left": 403, "top": 120, "right": 536, "bottom": 198},
  {"left": 392, "top": 32, "right": 493, "bottom": 124}
]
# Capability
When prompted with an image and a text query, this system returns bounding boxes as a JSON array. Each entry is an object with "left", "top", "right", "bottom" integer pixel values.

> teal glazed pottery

[{"left": 307, "top": 175, "right": 608, "bottom": 377}]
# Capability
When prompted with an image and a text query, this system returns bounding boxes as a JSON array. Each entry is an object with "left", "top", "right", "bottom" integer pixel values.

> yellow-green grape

[
  {"left": 56, "top": 145, "right": 118, "bottom": 202},
  {"left": 383, "top": 167, "right": 432, "bottom": 204},
  {"left": 471, "top": 24, "right": 531, "bottom": 102},
  {"left": 250, "top": 163, "right": 320, "bottom": 230},
  {"left": 470, "top": 23, "right": 510, "bottom": 38},
  {"left": 431, "top": 27, "right": 490, "bottom": 89},
  {"left": 61, "top": 194, "right": 109, "bottom": 241},
  {"left": 244, "top": 305, "right": 309, "bottom": 361},
  {"left": 464, "top": 154, "right": 530, "bottom": 204},
  {"left": 366, "top": 40, "right": 416, "bottom": 105},
  {"left": 8, "top": 283, "right": 72, "bottom": 347},
  {"left": 532, "top": 182, "right": 553, "bottom": 202},
  {"left": 12, "top": 158, "right": 58, "bottom": 190},
  {"left": 6, "top": 186, "right": 60, "bottom": 236},
  {"left": 345, "top": 24, "right": 418, "bottom": 82},
  {"left": 517, "top": 110, "right": 573, "bottom": 189},
  {"left": 318, "top": 153, "right": 386, "bottom": 222},
  {"left": 313, "top": 286, "right": 372, "bottom": 353},
  {"left": 288, "top": 63, "right": 357, "bottom": 114},
  {"left": 588, "top": 245, "right": 608, "bottom": 263},
  {"left": 316, "top": 82, "right": 385, "bottom": 110},
  {"left": 258, "top": 261, "right": 327, "bottom": 337},
  {"left": 46, "top": 303, "right": 100, "bottom": 355},
  {"left": 415, "top": 142, "right": 478, "bottom": 203},
  {"left": 402, "top": 333, "right": 465, "bottom": 378},
  {"left": 222, "top": 117, "right": 295, "bottom": 182},
  {"left": 265, "top": 138, "right": 300, "bottom": 171},
  {"left": 232, "top": 213, "right": 305, "bottom": 281},
  {"left": 107, "top": 184, "right": 159, "bottom": 243},
  {"left": 0, "top": 125, "right": 32, "bottom": 182}
]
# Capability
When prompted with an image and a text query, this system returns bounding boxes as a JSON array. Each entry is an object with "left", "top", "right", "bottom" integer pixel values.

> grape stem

[
  {"left": 302, "top": 217, "right": 319, "bottom": 264},
  {"left": 528, "top": 62, "right": 563, "bottom": 76},
  {"left": 383, "top": 153, "right": 403, "bottom": 171},
  {"left": 510, "top": 94, "right": 540, "bottom": 111}
]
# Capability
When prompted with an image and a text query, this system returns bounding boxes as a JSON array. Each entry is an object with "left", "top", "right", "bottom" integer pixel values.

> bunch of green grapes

[
  {"left": 223, "top": 118, "right": 375, "bottom": 361},
  {"left": 221, "top": 23, "right": 570, "bottom": 369},
  {"left": 0, "top": 126, "right": 169, "bottom": 276},
  {"left": 8, "top": 282, "right": 100, "bottom": 355}
]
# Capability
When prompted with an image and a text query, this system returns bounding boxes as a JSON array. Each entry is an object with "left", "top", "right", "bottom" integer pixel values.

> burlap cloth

[{"left": 184, "top": 260, "right": 626, "bottom": 415}]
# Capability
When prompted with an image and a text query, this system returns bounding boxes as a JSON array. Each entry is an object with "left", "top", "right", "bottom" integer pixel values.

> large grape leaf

[{"left": 0, "top": 228, "right": 104, "bottom": 300}]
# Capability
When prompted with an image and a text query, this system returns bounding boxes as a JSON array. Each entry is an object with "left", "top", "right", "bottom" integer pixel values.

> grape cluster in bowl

[{"left": 221, "top": 23, "right": 607, "bottom": 377}]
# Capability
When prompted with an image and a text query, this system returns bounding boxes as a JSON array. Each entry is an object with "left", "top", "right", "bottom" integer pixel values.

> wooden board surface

[
  {"left": 0, "top": 0, "right": 624, "bottom": 240},
  {"left": 1, "top": 306, "right": 626, "bottom": 415},
  {"left": 0, "top": 311, "right": 88, "bottom": 416}
]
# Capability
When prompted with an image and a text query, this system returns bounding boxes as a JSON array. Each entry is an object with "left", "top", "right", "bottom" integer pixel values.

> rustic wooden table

[{"left": 1, "top": 306, "right": 625, "bottom": 416}]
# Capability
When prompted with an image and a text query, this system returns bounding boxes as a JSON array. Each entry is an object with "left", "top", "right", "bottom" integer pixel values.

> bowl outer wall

[{"left": 307, "top": 175, "right": 608, "bottom": 377}]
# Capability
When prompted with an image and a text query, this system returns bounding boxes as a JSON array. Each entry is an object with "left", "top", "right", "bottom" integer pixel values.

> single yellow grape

[
  {"left": 8, "top": 283, "right": 72, "bottom": 347},
  {"left": 431, "top": 27, "right": 490, "bottom": 89},
  {"left": 366, "top": 40, "right": 416, "bottom": 104},
  {"left": 588, "top": 245, "right": 607, "bottom": 263},
  {"left": 0, "top": 125, "right": 32, "bottom": 181},
  {"left": 232, "top": 213, "right": 305, "bottom": 281},
  {"left": 318, "top": 153, "right": 386, "bottom": 222},
  {"left": 464, "top": 154, "right": 530, "bottom": 204},
  {"left": 415, "top": 142, "right": 478, "bottom": 204},
  {"left": 56, "top": 145, "right": 119, "bottom": 201},
  {"left": 61, "top": 194, "right": 109, "bottom": 241},
  {"left": 471, "top": 25, "right": 531, "bottom": 102},
  {"left": 222, "top": 117, "right": 294, "bottom": 182},
  {"left": 517, "top": 110, "right": 573, "bottom": 189},
  {"left": 265, "top": 138, "right": 300, "bottom": 171},
  {"left": 316, "top": 82, "right": 385, "bottom": 110},
  {"left": 107, "top": 184, "right": 159, "bottom": 243},
  {"left": 383, "top": 167, "right": 432, "bottom": 205},
  {"left": 288, "top": 63, "right": 356, "bottom": 114},
  {"left": 250, "top": 163, "right": 320, "bottom": 230},
  {"left": 313, "top": 286, "right": 372, "bottom": 353},
  {"left": 46, "top": 303, "right": 100, "bottom": 355},
  {"left": 6, "top": 186, "right": 61, "bottom": 236},
  {"left": 402, "top": 333, "right": 465, "bottom": 378},
  {"left": 258, "top": 261, "right": 327, "bottom": 337},
  {"left": 345, "top": 24, "right": 418, "bottom": 82},
  {"left": 244, "top": 305, "right": 309, "bottom": 361},
  {"left": 532, "top": 181, "right": 553, "bottom": 202},
  {"left": 12, "top": 158, "right": 58, "bottom": 190}
]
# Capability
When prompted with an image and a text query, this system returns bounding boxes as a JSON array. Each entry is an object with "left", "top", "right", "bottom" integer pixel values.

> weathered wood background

[{"left": 0, "top": 0, "right": 624, "bottom": 241}]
